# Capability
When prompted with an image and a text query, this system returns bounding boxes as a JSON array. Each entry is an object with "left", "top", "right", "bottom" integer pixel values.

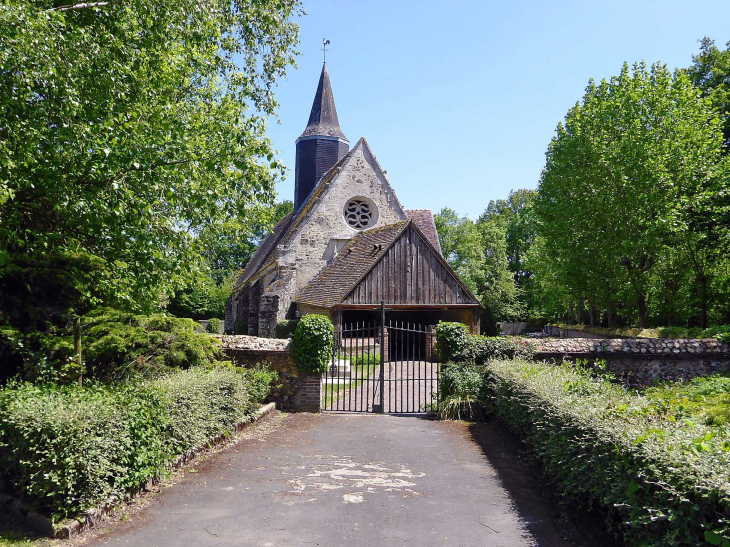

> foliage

[
  {"left": 434, "top": 322, "right": 535, "bottom": 364},
  {"left": 0, "top": 252, "right": 107, "bottom": 332},
  {"left": 350, "top": 353, "right": 381, "bottom": 367},
  {"left": 206, "top": 318, "right": 222, "bottom": 334},
  {"left": 444, "top": 359, "right": 730, "bottom": 545},
  {"left": 291, "top": 315, "right": 334, "bottom": 374},
  {"left": 168, "top": 269, "right": 235, "bottom": 320},
  {"left": 438, "top": 363, "right": 489, "bottom": 420},
  {"left": 236, "top": 364, "right": 279, "bottom": 405},
  {"left": 534, "top": 60, "right": 729, "bottom": 329},
  {"left": 81, "top": 309, "right": 221, "bottom": 381},
  {"left": 0, "top": 0, "right": 301, "bottom": 311},
  {"left": 435, "top": 208, "right": 523, "bottom": 326},
  {"left": 686, "top": 38, "right": 730, "bottom": 150},
  {"left": 274, "top": 319, "right": 299, "bottom": 339},
  {"left": 0, "top": 366, "right": 271, "bottom": 522},
  {"left": 434, "top": 322, "right": 470, "bottom": 362}
]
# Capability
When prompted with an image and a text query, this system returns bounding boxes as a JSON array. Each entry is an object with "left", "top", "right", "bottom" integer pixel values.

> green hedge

[
  {"left": 434, "top": 322, "right": 535, "bottom": 364},
  {"left": 0, "top": 366, "right": 274, "bottom": 522},
  {"left": 447, "top": 359, "right": 730, "bottom": 545},
  {"left": 206, "top": 318, "right": 222, "bottom": 334},
  {"left": 291, "top": 315, "right": 334, "bottom": 373},
  {"left": 274, "top": 319, "right": 299, "bottom": 339}
]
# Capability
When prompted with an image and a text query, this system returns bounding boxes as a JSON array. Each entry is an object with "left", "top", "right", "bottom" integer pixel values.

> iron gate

[{"left": 322, "top": 305, "right": 440, "bottom": 413}]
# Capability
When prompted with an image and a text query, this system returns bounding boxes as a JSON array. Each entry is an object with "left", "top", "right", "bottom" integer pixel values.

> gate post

[{"left": 377, "top": 300, "right": 386, "bottom": 413}]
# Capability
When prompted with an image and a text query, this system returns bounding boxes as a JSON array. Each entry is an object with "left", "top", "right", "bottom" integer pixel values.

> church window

[{"left": 344, "top": 198, "right": 375, "bottom": 229}]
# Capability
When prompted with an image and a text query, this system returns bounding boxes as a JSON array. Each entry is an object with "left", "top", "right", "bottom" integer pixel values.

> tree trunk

[
  {"left": 699, "top": 276, "right": 708, "bottom": 329},
  {"left": 589, "top": 300, "right": 596, "bottom": 328},
  {"left": 607, "top": 301, "right": 616, "bottom": 329},
  {"left": 569, "top": 301, "right": 575, "bottom": 325},
  {"left": 637, "top": 292, "right": 648, "bottom": 329}
]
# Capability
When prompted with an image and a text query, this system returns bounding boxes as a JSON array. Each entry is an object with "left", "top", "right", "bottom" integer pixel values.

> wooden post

[{"left": 74, "top": 316, "right": 82, "bottom": 386}]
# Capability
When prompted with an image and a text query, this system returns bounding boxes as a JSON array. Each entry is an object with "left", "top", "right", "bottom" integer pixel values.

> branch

[{"left": 50, "top": 1, "right": 118, "bottom": 12}]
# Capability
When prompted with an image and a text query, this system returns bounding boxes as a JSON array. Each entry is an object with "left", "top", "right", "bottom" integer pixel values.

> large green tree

[
  {"left": 686, "top": 38, "right": 730, "bottom": 151},
  {"left": 0, "top": 1, "right": 301, "bottom": 317},
  {"left": 536, "top": 62, "right": 728, "bottom": 327}
]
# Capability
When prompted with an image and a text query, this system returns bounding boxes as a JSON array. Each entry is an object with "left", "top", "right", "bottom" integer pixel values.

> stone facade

[
  {"left": 219, "top": 335, "right": 321, "bottom": 412},
  {"left": 535, "top": 337, "right": 730, "bottom": 385},
  {"left": 228, "top": 140, "right": 407, "bottom": 336}
]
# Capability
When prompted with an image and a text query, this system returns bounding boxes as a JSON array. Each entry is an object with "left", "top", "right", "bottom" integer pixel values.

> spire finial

[{"left": 321, "top": 38, "right": 330, "bottom": 64}]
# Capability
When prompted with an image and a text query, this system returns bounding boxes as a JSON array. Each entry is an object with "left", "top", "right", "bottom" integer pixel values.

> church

[{"left": 225, "top": 64, "right": 481, "bottom": 337}]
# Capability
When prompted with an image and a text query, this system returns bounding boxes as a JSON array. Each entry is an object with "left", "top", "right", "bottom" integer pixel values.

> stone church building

[{"left": 225, "top": 64, "right": 481, "bottom": 337}]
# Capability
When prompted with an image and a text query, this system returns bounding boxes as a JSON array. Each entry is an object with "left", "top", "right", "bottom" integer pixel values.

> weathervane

[{"left": 322, "top": 38, "right": 330, "bottom": 63}]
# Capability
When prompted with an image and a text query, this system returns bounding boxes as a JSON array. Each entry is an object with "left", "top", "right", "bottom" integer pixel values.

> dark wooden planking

[{"left": 343, "top": 224, "right": 478, "bottom": 306}]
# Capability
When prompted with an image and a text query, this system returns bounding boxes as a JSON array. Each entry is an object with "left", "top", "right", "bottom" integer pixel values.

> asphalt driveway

[{"left": 83, "top": 412, "right": 610, "bottom": 547}]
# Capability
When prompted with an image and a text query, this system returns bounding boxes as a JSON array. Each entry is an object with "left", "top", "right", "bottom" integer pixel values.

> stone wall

[
  {"left": 536, "top": 337, "right": 730, "bottom": 385},
  {"left": 216, "top": 335, "right": 321, "bottom": 412}
]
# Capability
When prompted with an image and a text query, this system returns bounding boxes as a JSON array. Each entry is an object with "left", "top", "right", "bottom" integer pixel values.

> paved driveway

[{"left": 84, "top": 412, "right": 608, "bottom": 547}]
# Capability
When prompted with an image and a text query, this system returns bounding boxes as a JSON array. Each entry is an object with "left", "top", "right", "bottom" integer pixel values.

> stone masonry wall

[
  {"left": 536, "top": 337, "right": 730, "bottom": 385},
  {"left": 216, "top": 335, "right": 321, "bottom": 412}
]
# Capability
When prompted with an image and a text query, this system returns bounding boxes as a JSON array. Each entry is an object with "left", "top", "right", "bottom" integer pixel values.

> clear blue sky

[{"left": 264, "top": 0, "right": 730, "bottom": 219}]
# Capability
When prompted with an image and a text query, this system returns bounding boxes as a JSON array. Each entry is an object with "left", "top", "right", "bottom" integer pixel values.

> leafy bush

[
  {"left": 350, "top": 353, "right": 381, "bottom": 367},
  {"left": 291, "top": 315, "right": 334, "bottom": 373},
  {"left": 525, "top": 316, "right": 548, "bottom": 332},
  {"left": 82, "top": 309, "right": 221, "bottom": 380},
  {"left": 0, "top": 367, "right": 270, "bottom": 522},
  {"left": 435, "top": 321, "right": 535, "bottom": 364},
  {"left": 477, "top": 359, "right": 730, "bottom": 545},
  {"left": 237, "top": 364, "right": 279, "bottom": 404},
  {"left": 206, "top": 318, "right": 222, "bottom": 334},
  {"left": 274, "top": 319, "right": 299, "bottom": 339},
  {"left": 434, "top": 322, "right": 469, "bottom": 362},
  {"left": 438, "top": 363, "right": 488, "bottom": 420}
]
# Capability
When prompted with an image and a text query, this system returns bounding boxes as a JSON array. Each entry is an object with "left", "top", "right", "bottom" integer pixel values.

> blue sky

[{"left": 264, "top": 0, "right": 730, "bottom": 219}]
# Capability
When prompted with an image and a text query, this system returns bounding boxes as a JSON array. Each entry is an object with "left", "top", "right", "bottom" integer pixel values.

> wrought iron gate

[{"left": 322, "top": 303, "right": 440, "bottom": 413}]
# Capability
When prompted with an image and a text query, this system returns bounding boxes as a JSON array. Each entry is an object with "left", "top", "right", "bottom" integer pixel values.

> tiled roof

[
  {"left": 234, "top": 211, "right": 294, "bottom": 289},
  {"left": 299, "top": 64, "right": 347, "bottom": 140},
  {"left": 295, "top": 221, "right": 410, "bottom": 308},
  {"left": 405, "top": 209, "right": 442, "bottom": 255}
]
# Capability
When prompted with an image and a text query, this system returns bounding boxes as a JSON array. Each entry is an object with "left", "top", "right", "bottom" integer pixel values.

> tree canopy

[{"left": 0, "top": 0, "right": 301, "bottom": 320}]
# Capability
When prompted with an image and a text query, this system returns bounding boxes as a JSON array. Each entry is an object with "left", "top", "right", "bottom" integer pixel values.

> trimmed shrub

[
  {"left": 350, "top": 352, "right": 381, "bottom": 367},
  {"left": 477, "top": 359, "right": 730, "bottom": 545},
  {"left": 434, "top": 322, "right": 469, "bottom": 362},
  {"left": 0, "top": 367, "right": 271, "bottom": 522},
  {"left": 435, "top": 321, "right": 535, "bottom": 364},
  {"left": 274, "top": 319, "right": 299, "bottom": 339},
  {"left": 206, "top": 318, "right": 222, "bottom": 334},
  {"left": 291, "top": 315, "right": 334, "bottom": 373},
  {"left": 82, "top": 308, "right": 221, "bottom": 380}
]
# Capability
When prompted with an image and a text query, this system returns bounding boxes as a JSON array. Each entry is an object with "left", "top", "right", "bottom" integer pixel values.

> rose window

[{"left": 344, "top": 199, "right": 373, "bottom": 229}]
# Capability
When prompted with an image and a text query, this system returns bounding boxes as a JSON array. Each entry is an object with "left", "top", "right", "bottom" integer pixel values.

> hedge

[
  {"left": 274, "top": 319, "right": 299, "bottom": 339},
  {"left": 0, "top": 366, "right": 275, "bottom": 522},
  {"left": 291, "top": 315, "right": 334, "bottom": 373},
  {"left": 443, "top": 359, "right": 730, "bottom": 546},
  {"left": 434, "top": 321, "right": 535, "bottom": 364}
]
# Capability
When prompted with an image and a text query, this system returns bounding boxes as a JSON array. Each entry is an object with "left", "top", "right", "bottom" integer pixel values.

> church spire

[
  {"left": 294, "top": 63, "right": 349, "bottom": 210},
  {"left": 299, "top": 64, "right": 348, "bottom": 141}
]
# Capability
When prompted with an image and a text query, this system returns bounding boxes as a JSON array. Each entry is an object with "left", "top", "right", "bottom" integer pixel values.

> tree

[
  {"left": 0, "top": 1, "right": 301, "bottom": 317},
  {"left": 435, "top": 207, "right": 523, "bottom": 332},
  {"left": 536, "top": 62, "right": 728, "bottom": 327},
  {"left": 686, "top": 38, "right": 730, "bottom": 151},
  {"left": 434, "top": 208, "right": 484, "bottom": 294}
]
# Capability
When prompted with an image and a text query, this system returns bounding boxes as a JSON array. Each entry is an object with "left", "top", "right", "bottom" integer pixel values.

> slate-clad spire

[
  {"left": 294, "top": 63, "right": 349, "bottom": 210},
  {"left": 300, "top": 64, "right": 347, "bottom": 140}
]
